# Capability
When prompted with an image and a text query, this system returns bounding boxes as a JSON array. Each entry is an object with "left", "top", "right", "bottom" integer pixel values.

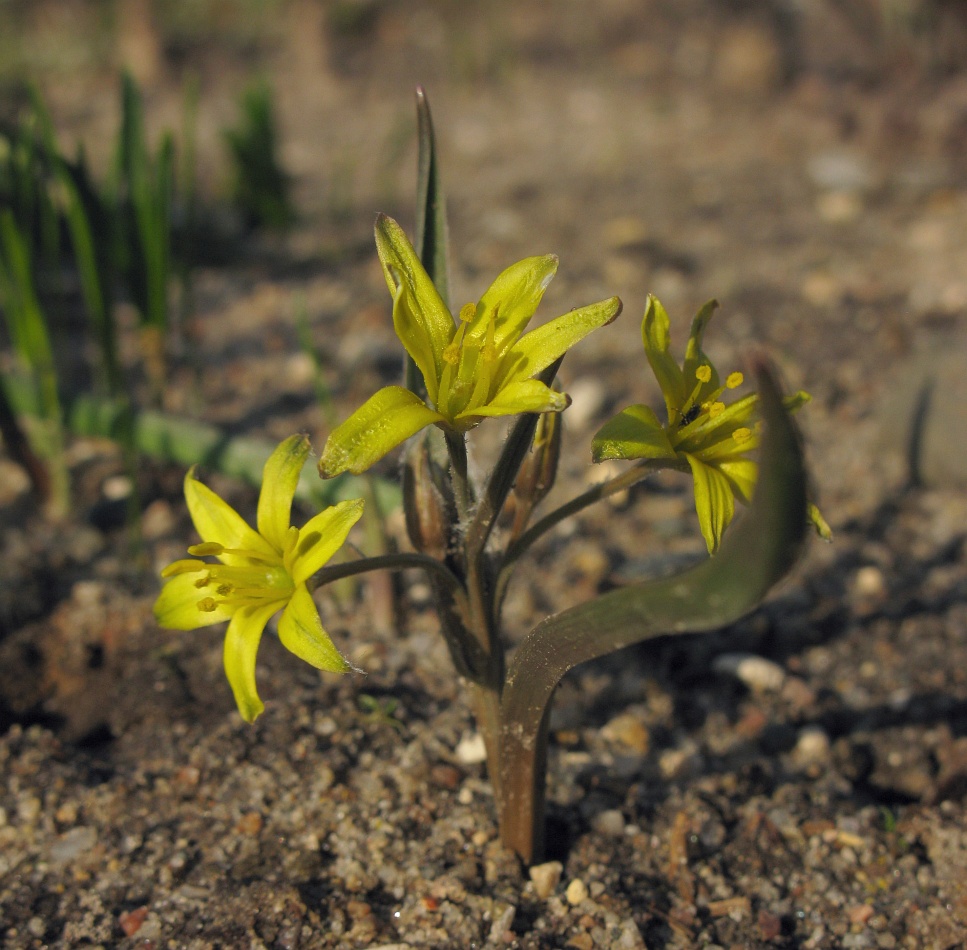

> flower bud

[
  {"left": 402, "top": 429, "right": 457, "bottom": 559},
  {"left": 507, "top": 403, "right": 562, "bottom": 538}
]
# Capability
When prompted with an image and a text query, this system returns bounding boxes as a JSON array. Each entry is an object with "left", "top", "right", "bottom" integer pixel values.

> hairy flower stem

[{"left": 444, "top": 429, "right": 473, "bottom": 523}]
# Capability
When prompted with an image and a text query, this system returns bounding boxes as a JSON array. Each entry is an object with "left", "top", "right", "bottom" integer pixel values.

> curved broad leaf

[{"left": 497, "top": 360, "right": 808, "bottom": 862}]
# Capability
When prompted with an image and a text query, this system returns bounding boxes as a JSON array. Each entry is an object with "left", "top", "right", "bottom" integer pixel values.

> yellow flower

[
  {"left": 319, "top": 214, "right": 621, "bottom": 477},
  {"left": 154, "top": 435, "right": 364, "bottom": 722},
  {"left": 592, "top": 295, "right": 823, "bottom": 554}
]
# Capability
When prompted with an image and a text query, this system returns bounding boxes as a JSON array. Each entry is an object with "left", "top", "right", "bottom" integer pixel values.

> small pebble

[
  {"left": 529, "top": 860, "right": 563, "bottom": 899},
  {"left": 853, "top": 566, "right": 887, "bottom": 601},
  {"left": 49, "top": 826, "right": 97, "bottom": 865},
  {"left": 590, "top": 809, "right": 626, "bottom": 838},
  {"left": 102, "top": 474, "right": 133, "bottom": 501},
  {"left": 792, "top": 726, "right": 831, "bottom": 767},
  {"left": 713, "top": 653, "right": 785, "bottom": 692},
  {"left": 488, "top": 903, "right": 515, "bottom": 942},
  {"left": 600, "top": 713, "right": 650, "bottom": 754},
  {"left": 848, "top": 904, "right": 875, "bottom": 925},
  {"left": 454, "top": 732, "right": 487, "bottom": 765},
  {"left": 565, "top": 878, "right": 589, "bottom": 906}
]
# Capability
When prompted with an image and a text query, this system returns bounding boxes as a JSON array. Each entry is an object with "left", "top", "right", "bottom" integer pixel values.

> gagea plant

[{"left": 155, "top": 90, "right": 826, "bottom": 864}]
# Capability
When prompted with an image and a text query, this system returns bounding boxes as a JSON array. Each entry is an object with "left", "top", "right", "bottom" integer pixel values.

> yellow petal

[
  {"left": 808, "top": 502, "right": 833, "bottom": 541},
  {"left": 501, "top": 296, "right": 622, "bottom": 383},
  {"left": 375, "top": 214, "right": 453, "bottom": 402},
  {"left": 289, "top": 498, "right": 365, "bottom": 586},
  {"left": 154, "top": 570, "right": 236, "bottom": 629},
  {"left": 591, "top": 404, "right": 676, "bottom": 462},
  {"left": 184, "top": 469, "right": 276, "bottom": 564},
  {"left": 717, "top": 457, "right": 759, "bottom": 504},
  {"left": 642, "top": 296, "right": 687, "bottom": 420},
  {"left": 468, "top": 254, "right": 558, "bottom": 352},
  {"left": 682, "top": 299, "right": 720, "bottom": 399},
  {"left": 277, "top": 584, "right": 354, "bottom": 673},
  {"left": 685, "top": 452, "right": 736, "bottom": 555},
  {"left": 257, "top": 435, "right": 310, "bottom": 552},
  {"left": 459, "top": 378, "right": 568, "bottom": 420},
  {"left": 223, "top": 600, "right": 281, "bottom": 723},
  {"left": 318, "top": 386, "right": 445, "bottom": 477}
]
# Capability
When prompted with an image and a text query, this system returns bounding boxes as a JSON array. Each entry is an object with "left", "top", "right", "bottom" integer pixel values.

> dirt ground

[{"left": 2, "top": 1, "right": 967, "bottom": 947}]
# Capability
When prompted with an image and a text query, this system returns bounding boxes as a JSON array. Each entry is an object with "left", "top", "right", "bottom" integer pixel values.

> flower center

[
  {"left": 674, "top": 365, "right": 744, "bottom": 431},
  {"left": 436, "top": 302, "right": 500, "bottom": 423},
  {"left": 162, "top": 542, "right": 293, "bottom": 613}
]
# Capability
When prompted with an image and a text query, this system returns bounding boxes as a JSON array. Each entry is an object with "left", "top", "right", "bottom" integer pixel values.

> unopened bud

[
  {"left": 506, "top": 402, "right": 562, "bottom": 538},
  {"left": 402, "top": 429, "right": 457, "bottom": 559}
]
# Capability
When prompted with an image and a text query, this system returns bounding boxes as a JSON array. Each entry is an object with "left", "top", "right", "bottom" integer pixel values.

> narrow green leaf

[
  {"left": 410, "top": 86, "right": 449, "bottom": 397},
  {"left": 414, "top": 86, "right": 449, "bottom": 307}
]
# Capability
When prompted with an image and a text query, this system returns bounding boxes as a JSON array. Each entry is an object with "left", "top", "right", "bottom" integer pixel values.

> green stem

[
  {"left": 444, "top": 428, "right": 472, "bottom": 523},
  {"left": 309, "top": 550, "right": 465, "bottom": 602}
]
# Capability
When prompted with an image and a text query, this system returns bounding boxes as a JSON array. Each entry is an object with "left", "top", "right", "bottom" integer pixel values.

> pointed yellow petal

[
  {"left": 642, "top": 295, "right": 687, "bottom": 419},
  {"left": 808, "top": 502, "right": 833, "bottom": 541},
  {"left": 682, "top": 299, "right": 721, "bottom": 398},
  {"left": 469, "top": 254, "right": 559, "bottom": 351},
  {"left": 717, "top": 457, "right": 759, "bottom": 504},
  {"left": 154, "top": 570, "right": 236, "bottom": 629},
  {"left": 318, "top": 386, "right": 445, "bottom": 477},
  {"left": 591, "top": 404, "right": 676, "bottom": 462},
  {"left": 375, "top": 214, "right": 453, "bottom": 402},
  {"left": 184, "top": 469, "right": 276, "bottom": 564},
  {"left": 685, "top": 453, "right": 736, "bottom": 555},
  {"left": 501, "top": 296, "right": 622, "bottom": 383},
  {"left": 277, "top": 584, "right": 354, "bottom": 673},
  {"left": 458, "top": 378, "right": 568, "bottom": 420},
  {"left": 289, "top": 498, "right": 365, "bottom": 586},
  {"left": 257, "top": 435, "right": 310, "bottom": 552},
  {"left": 223, "top": 600, "right": 281, "bottom": 723}
]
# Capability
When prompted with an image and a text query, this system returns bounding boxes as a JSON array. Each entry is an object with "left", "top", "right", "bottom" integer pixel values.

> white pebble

[
  {"left": 566, "top": 878, "right": 589, "bottom": 906},
  {"left": 529, "top": 860, "right": 563, "bottom": 899},
  {"left": 792, "top": 726, "right": 831, "bottom": 766},
  {"left": 454, "top": 732, "right": 487, "bottom": 765},
  {"left": 713, "top": 653, "right": 785, "bottom": 692},
  {"left": 591, "top": 809, "right": 626, "bottom": 837}
]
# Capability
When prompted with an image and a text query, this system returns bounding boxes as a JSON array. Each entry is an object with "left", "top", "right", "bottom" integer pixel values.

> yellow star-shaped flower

[
  {"left": 592, "top": 295, "right": 826, "bottom": 554},
  {"left": 319, "top": 214, "right": 621, "bottom": 477},
  {"left": 154, "top": 435, "right": 364, "bottom": 721}
]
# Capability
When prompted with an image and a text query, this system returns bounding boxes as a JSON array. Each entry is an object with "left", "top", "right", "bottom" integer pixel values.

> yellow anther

[
  {"left": 459, "top": 302, "right": 476, "bottom": 323},
  {"left": 188, "top": 542, "right": 224, "bottom": 556},
  {"left": 197, "top": 597, "right": 219, "bottom": 612},
  {"left": 481, "top": 343, "right": 497, "bottom": 362},
  {"left": 160, "top": 560, "right": 205, "bottom": 578},
  {"left": 194, "top": 573, "right": 212, "bottom": 589},
  {"left": 708, "top": 401, "right": 725, "bottom": 418},
  {"left": 726, "top": 371, "right": 744, "bottom": 389},
  {"left": 443, "top": 342, "right": 461, "bottom": 365},
  {"left": 216, "top": 583, "right": 234, "bottom": 596},
  {"left": 695, "top": 365, "right": 712, "bottom": 383},
  {"left": 732, "top": 427, "right": 752, "bottom": 444}
]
